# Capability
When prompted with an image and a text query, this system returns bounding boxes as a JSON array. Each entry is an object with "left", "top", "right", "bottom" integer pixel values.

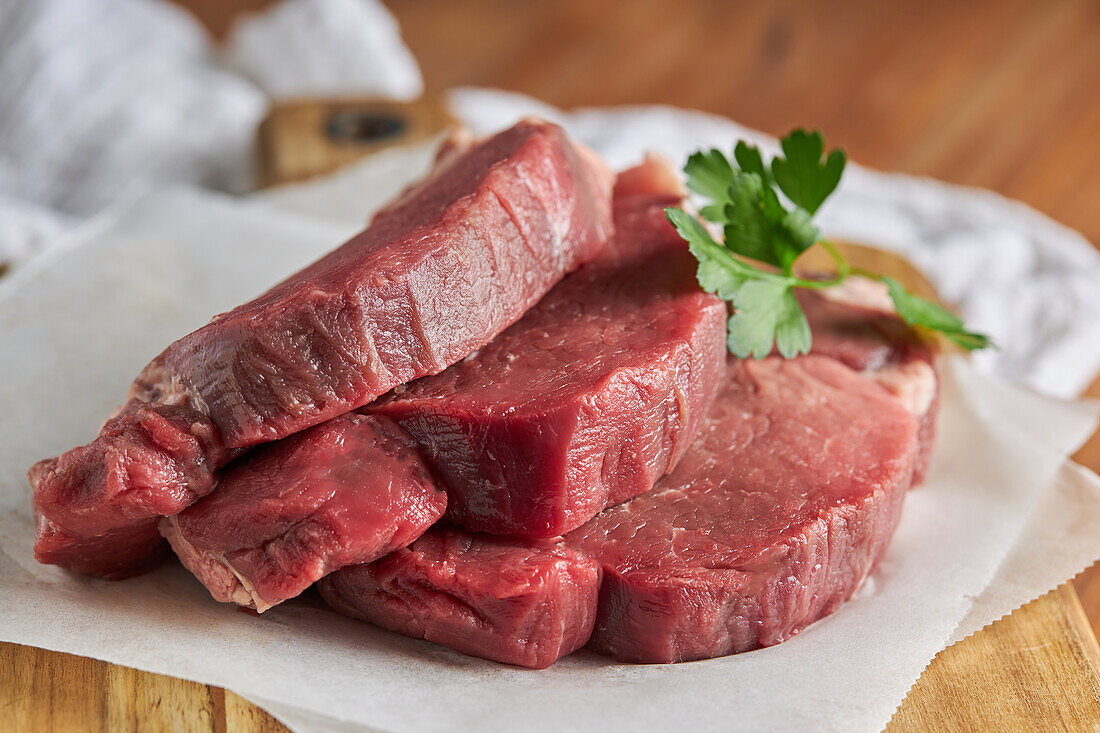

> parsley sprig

[{"left": 665, "top": 129, "right": 993, "bottom": 358}]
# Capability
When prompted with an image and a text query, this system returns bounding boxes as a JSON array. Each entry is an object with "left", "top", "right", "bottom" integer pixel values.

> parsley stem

[
  {"left": 849, "top": 266, "right": 883, "bottom": 281},
  {"left": 710, "top": 245, "right": 796, "bottom": 284},
  {"left": 789, "top": 239, "right": 850, "bottom": 290},
  {"left": 816, "top": 239, "right": 850, "bottom": 280}
]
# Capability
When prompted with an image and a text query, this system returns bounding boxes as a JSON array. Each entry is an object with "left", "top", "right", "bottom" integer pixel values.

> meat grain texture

[
  {"left": 572, "top": 355, "right": 919, "bottom": 663},
  {"left": 161, "top": 413, "right": 445, "bottom": 612},
  {"left": 29, "top": 119, "right": 613, "bottom": 578},
  {"left": 371, "top": 157, "right": 727, "bottom": 538},
  {"left": 321, "top": 295, "right": 937, "bottom": 667},
  {"left": 321, "top": 527, "right": 601, "bottom": 670}
]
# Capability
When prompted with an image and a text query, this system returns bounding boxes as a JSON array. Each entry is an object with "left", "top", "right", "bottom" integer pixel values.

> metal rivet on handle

[{"left": 326, "top": 110, "right": 407, "bottom": 143}]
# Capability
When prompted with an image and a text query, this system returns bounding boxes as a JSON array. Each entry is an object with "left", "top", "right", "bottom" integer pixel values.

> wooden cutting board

[{"left": 4, "top": 99, "right": 1100, "bottom": 733}]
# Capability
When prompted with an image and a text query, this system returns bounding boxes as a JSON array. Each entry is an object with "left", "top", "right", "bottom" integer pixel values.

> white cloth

[
  {"left": 223, "top": 0, "right": 423, "bottom": 100},
  {"left": 0, "top": 0, "right": 422, "bottom": 263}
]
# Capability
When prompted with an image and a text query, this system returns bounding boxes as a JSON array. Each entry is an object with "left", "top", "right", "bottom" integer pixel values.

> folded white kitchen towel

[{"left": 0, "top": 0, "right": 421, "bottom": 263}]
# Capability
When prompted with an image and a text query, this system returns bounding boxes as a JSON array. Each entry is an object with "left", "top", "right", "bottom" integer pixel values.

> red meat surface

[
  {"left": 570, "top": 356, "right": 918, "bottom": 663},
  {"left": 371, "top": 157, "right": 727, "bottom": 537},
  {"left": 33, "top": 511, "right": 168, "bottom": 581},
  {"left": 30, "top": 402, "right": 227, "bottom": 579},
  {"left": 321, "top": 301, "right": 935, "bottom": 666},
  {"left": 799, "top": 285, "right": 938, "bottom": 483},
  {"left": 319, "top": 527, "right": 600, "bottom": 669},
  {"left": 161, "top": 414, "right": 445, "bottom": 611},
  {"left": 30, "top": 119, "right": 613, "bottom": 578}
]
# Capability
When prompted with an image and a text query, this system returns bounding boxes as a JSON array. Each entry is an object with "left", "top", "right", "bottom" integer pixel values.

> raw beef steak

[
  {"left": 800, "top": 281, "right": 938, "bottom": 483},
  {"left": 30, "top": 402, "right": 228, "bottom": 580},
  {"left": 33, "top": 510, "right": 169, "bottom": 581},
  {"left": 30, "top": 119, "right": 613, "bottom": 578},
  {"left": 569, "top": 355, "right": 918, "bottom": 663},
  {"left": 319, "top": 527, "right": 600, "bottom": 669},
  {"left": 324, "top": 355, "right": 922, "bottom": 666},
  {"left": 161, "top": 414, "right": 445, "bottom": 611},
  {"left": 136, "top": 118, "right": 613, "bottom": 449},
  {"left": 371, "top": 158, "right": 727, "bottom": 537}
]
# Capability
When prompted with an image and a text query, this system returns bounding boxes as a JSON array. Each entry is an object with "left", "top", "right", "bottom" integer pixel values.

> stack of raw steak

[
  {"left": 30, "top": 119, "right": 613, "bottom": 580},
  {"left": 29, "top": 120, "right": 938, "bottom": 669}
]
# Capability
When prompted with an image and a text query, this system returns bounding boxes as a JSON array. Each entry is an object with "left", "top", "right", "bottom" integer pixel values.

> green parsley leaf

[
  {"left": 722, "top": 173, "right": 819, "bottom": 273},
  {"left": 721, "top": 172, "right": 777, "bottom": 266},
  {"left": 665, "top": 207, "right": 747, "bottom": 299},
  {"left": 684, "top": 149, "right": 734, "bottom": 221},
  {"left": 766, "top": 192, "right": 819, "bottom": 273},
  {"left": 734, "top": 141, "right": 768, "bottom": 181},
  {"left": 727, "top": 279, "right": 811, "bottom": 359},
  {"left": 666, "top": 206, "right": 809, "bottom": 360},
  {"left": 882, "top": 277, "right": 994, "bottom": 351},
  {"left": 771, "top": 129, "right": 846, "bottom": 214},
  {"left": 772, "top": 288, "right": 813, "bottom": 358}
]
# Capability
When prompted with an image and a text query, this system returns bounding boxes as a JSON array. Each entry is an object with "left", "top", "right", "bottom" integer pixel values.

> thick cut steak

[
  {"left": 161, "top": 413, "right": 445, "bottom": 612},
  {"left": 799, "top": 282, "right": 938, "bottom": 484},
  {"left": 33, "top": 511, "right": 169, "bottom": 581},
  {"left": 321, "top": 300, "right": 935, "bottom": 667},
  {"left": 30, "top": 402, "right": 228, "bottom": 580},
  {"left": 135, "top": 119, "right": 612, "bottom": 448},
  {"left": 371, "top": 158, "right": 727, "bottom": 537},
  {"left": 569, "top": 356, "right": 917, "bottom": 663},
  {"left": 319, "top": 527, "right": 600, "bottom": 669},
  {"left": 30, "top": 119, "right": 613, "bottom": 578}
]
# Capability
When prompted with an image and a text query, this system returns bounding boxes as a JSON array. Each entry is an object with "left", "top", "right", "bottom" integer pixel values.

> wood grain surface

[
  {"left": 6, "top": 1, "right": 1100, "bottom": 730},
  {"left": 174, "top": 0, "right": 1100, "bottom": 245}
]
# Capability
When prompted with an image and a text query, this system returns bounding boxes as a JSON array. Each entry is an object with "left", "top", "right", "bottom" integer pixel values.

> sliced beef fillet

[
  {"left": 137, "top": 118, "right": 612, "bottom": 447},
  {"left": 569, "top": 355, "right": 918, "bottom": 663},
  {"left": 319, "top": 527, "right": 600, "bottom": 669},
  {"left": 799, "top": 280, "right": 938, "bottom": 483},
  {"left": 325, "top": 355, "right": 921, "bottom": 666},
  {"left": 160, "top": 413, "right": 445, "bottom": 612},
  {"left": 33, "top": 511, "right": 169, "bottom": 581},
  {"left": 30, "top": 118, "right": 613, "bottom": 577},
  {"left": 371, "top": 158, "right": 727, "bottom": 538},
  {"left": 31, "top": 402, "right": 228, "bottom": 579}
]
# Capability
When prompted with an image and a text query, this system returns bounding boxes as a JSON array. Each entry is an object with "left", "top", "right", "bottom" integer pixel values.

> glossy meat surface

[
  {"left": 30, "top": 119, "right": 613, "bottom": 577},
  {"left": 135, "top": 119, "right": 613, "bottom": 448},
  {"left": 33, "top": 511, "right": 168, "bottom": 581},
  {"left": 319, "top": 527, "right": 600, "bottom": 669},
  {"left": 800, "top": 285, "right": 938, "bottom": 483},
  {"left": 371, "top": 159, "right": 726, "bottom": 537},
  {"left": 569, "top": 356, "right": 917, "bottom": 662},
  {"left": 161, "top": 414, "right": 445, "bottom": 612},
  {"left": 30, "top": 402, "right": 228, "bottom": 578},
  {"left": 325, "top": 297, "right": 935, "bottom": 666}
]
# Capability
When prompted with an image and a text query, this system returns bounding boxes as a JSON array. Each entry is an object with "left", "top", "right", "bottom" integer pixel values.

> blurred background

[
  {"left": 186, "top": 0, "right": 1100, "bottom": 240},
  {"left": 3, "top": 0, "right": 1099, "bottom": 265}
]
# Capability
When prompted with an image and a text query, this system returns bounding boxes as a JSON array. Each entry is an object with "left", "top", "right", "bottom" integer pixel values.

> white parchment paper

[{"left": 1, "top": 161, "right": 1100, "bottom": 732}]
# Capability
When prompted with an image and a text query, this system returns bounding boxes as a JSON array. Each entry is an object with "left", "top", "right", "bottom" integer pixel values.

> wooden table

[{"left": 6, "top": 1, "right": 1100, "bottom": 729}]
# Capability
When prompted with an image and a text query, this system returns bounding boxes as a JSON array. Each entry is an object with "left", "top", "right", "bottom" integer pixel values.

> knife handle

[{"left": 257, "top": 97, "right": 454, "bottom": 187}]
